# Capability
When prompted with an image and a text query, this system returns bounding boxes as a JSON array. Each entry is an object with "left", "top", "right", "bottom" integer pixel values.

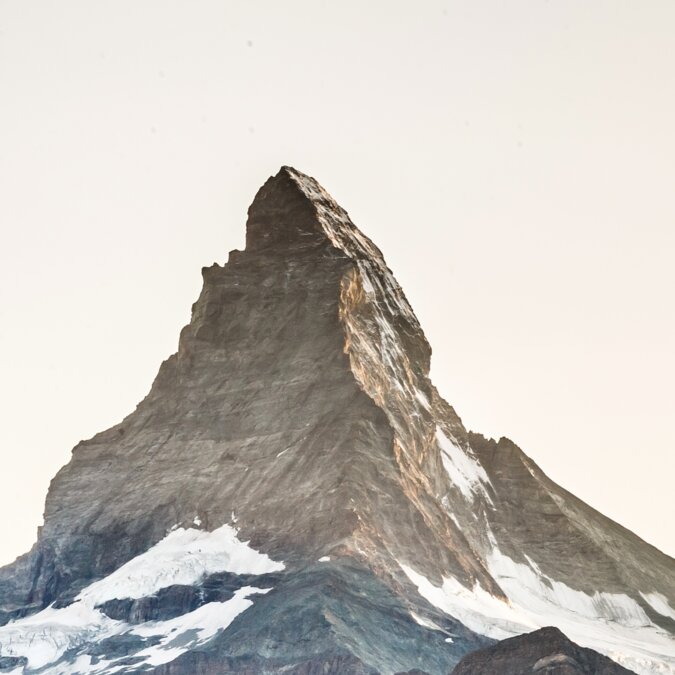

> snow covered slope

[
  {"left": 0, "top": 167, "right": 673, "bottom": 674},
  {"left": 0, "top": 525, "right": 281, "bottom": 673}
]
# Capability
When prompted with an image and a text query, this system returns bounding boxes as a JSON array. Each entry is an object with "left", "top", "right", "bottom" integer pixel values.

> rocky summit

[{"left": 0, "top": 167, "right": 673, "bottom": 674}]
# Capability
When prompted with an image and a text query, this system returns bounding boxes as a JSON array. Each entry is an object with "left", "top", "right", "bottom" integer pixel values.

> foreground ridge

[
  {"left": 0, "top": 167, "right": 673, "bottom": 674},
  {"left": 451, "top": 627, "right": 635, "bottom": 675}
]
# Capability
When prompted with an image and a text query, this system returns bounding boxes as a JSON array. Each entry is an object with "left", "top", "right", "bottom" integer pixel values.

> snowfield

[
  {"left": 401, "top": 550, "right": 675, "bottom": 675},
  {"left": 79, "top": 523, "right": 284, "bottom": 605},
  {"left": 0, "top": 525, "right": 283, "bottom": 674}
]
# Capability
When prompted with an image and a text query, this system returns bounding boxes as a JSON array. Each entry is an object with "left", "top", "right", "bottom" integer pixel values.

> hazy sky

[{"left": 1, "top": 1, "right": 673, "bottom": 566}]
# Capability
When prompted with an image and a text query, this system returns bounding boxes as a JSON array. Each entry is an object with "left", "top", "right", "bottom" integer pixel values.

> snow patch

[
  {"left": 409, "top": 611, "right": 457, "bottom": 645},
  {"left": 435, "top": 427, "right": 492, "bottom": 502},
  {"left": 356, "top": 260, "right": 376, "bottom": 295},
  {"left": 400, "top": 564, "right": 531, "bottom": 640},
  {"left": 488, "top": 547, "right": 651, "bottom": 628},
  {"left": 318, "top": 556, "right": 331, "bottom": 562},
  {"left": 0, "top": 602, "right": 120, "bottom": 670},
  {"left": 410, "top": 612, "right": 442, "bottom": 631},
  {"left": 130, "top": 586, "right": 269, "bottom": 666},
  {"left": 0, "top": 586, "right": 270, "bottom": 674},
  {"left": 79, "top": 524, "right": 284, "bottom": 604},
  {"left": 414, "top": 389, "right": 431, "bottom": 409}
]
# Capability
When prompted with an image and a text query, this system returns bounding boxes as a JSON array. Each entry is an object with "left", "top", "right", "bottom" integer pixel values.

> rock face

[
  {"left": 451, "top": 627, "right": 635, "bottom": 675},
  {"left": 0, "top": 167, "right": 673, "bottom": 674}
]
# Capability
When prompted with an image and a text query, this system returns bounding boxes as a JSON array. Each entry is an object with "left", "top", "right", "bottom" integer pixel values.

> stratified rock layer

[{"left": 0, "top": 167, "right": 673, "bottom": 674}]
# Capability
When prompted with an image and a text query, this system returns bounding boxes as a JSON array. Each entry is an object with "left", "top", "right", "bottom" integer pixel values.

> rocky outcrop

[
  {"left": 451, "top": 626, "right": 635, "bottom": 674},
  {"left": 0, "top": 167, "right": 673, "bottom": 674}
]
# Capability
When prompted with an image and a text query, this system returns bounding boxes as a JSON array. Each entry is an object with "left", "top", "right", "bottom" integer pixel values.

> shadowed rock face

[
  {"left": 451, "top": 627, "right": 635, "bottom": 675},
  {"left": 0, "top": 167, "right": 672, "bottom": 674}
]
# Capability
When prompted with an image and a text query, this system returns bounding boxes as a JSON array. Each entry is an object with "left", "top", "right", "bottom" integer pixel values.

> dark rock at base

[
  {"left": 144, "top": 562, "right": 483, "bottom": 675},
  {"left": 98, "top": 572, "right": 281, "bottom": 623},
  {"left": 0, "top": 656, "right": 28, "bottom": 672},
  {"left": 450, "top": 627, "right": 635, "bottom": 675},
  {"left": 85, "top": 633, "right": 161, "bottom": 659},
  {"left": 150, "top": 652, "right": 380, "bottom": 675},
  {"left": 97, "top": 586, "right": 204, "bottom": 623}
]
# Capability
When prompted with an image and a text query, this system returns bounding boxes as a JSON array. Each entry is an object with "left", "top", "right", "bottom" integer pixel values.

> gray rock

[{"left": 0, "top": 656, "right": 28, "bottom": 672}]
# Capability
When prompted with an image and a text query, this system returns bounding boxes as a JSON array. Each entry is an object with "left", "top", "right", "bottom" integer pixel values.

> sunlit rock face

[{"left": 0, "top": 167, "right": 673, "bottom": 674}]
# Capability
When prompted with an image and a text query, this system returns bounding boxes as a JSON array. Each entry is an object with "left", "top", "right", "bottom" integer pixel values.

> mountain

[{"left": 0, "top": 166, "right": 673, "bottom": 675}]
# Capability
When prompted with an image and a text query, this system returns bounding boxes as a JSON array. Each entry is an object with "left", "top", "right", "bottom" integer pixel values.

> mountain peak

[
  {"left": 0, "top": 168, "right": 672, "bottom": 675},
  {"left": 245, "top": 166, "right": 387, "bottom": 268},
  {"left": 245, "top": 166, "right": 317, "bottom": 251}
]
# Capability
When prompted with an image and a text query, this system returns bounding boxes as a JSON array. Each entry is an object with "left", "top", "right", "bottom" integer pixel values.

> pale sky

[{"left": 1, "top": 1, "right": 673, "bottom": 566}]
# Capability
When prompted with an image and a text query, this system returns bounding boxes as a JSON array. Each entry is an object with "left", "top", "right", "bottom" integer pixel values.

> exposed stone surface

[
  {"left": 0, "top": 656, "right": 28, "bottom": 672},
  {"left": 451, "top": 626, "right": 635, "bottom": 674},
  {"left": 0, "top": 167, "right": 672, "bottom": 674}
]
